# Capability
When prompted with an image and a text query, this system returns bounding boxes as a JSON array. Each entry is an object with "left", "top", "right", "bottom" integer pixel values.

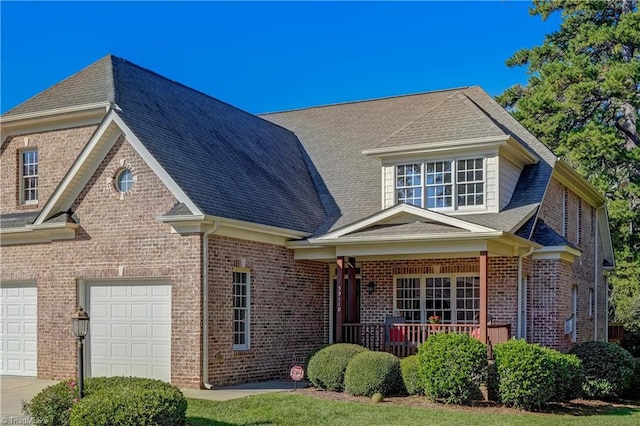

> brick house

[{"left": 1, "top": 55, "right": 614, "bottom": 388}]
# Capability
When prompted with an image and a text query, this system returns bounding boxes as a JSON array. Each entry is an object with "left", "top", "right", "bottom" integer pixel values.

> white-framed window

[
  {"left": 588, "top": 287, "right": 594, "bottom": 319},
  {"left": 394, "top": 274, "right": 480, "bottom": 324},
  {"left": 20, "top": 149, "right": 38, "bottom": 204},
  {"left": 572, "top": 286, "right": 578, "bottom": 343},
  {"left": 396, "top": 157, "right": 484, "bottom": 210},
  {"left": 115, "top": 168, "right": 134, "bottom": 193},
  {"left": 577, "top": 200, "right": 582, "bottom": 245},
  {"left": 396, "top": 164, "right": 422, "bottom": 207},
  {"left": 232, "top": 270, "right": 250, "bottom": 350},
  {"left": 562, "top": 187, "right": 568, "bottom": 237}
]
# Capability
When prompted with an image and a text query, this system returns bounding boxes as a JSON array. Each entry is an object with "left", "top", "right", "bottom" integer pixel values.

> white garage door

[
  {"left": 0, "top": 282, "right": 37, "bottom": 376},
  {"left": 87, "top": 281, "right": 171, "bottom": 382}
]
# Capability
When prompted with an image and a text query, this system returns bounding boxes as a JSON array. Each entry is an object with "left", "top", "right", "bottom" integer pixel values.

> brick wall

[
  {"left": 1, "top": 133, "right": 203, "bottom": 387},
  {"left": 1, "top": 126, "right": 97, "bottom": 213},
  {"left": 207, "top": 235, "right": 328, "bottom": 386},
  {"left": 358, "top": 257, "right": 519, "bottom": 337},
  {"left": 537, "top": 177, "right": 608, "bottom": 348}
]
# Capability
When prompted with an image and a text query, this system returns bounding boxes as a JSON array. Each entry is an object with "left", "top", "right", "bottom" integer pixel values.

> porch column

[
  {"left": 479, "top": 251, "right": 488, "bottom": 344},
  {"left": 347, "top": 257, "right": 357, "bottom": 323},
  {"left": 336, "top": 257, "right": 345, "bottom": 343}
]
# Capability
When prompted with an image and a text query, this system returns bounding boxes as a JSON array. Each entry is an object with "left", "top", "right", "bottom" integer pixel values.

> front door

[{"left": 332, "top": 266, "right": 361, "bottom": 342}]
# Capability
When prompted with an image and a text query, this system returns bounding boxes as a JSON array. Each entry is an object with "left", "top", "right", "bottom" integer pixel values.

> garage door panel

[
  {"left": 1, "top": 283, "right": 37, "bottom": 376},
  {"left": 88, "top": 282, "right": 171, "bottom": 382}
]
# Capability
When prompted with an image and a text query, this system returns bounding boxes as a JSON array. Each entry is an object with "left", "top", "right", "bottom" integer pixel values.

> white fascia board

[
  {"left": 156, "top": 213, "right": 310, "bottom": 241},
  {"left": 361, "top": 135, "right": 510, "bottom": 157},
  {"left": 311, "top": 231, "right": 502, "bottom": 246},
  {"left": 553, "top": 160, "right": 606, "bottom": 207},
  {"left": 317, "top": 204, "right": 495, "bottom": 240},
  {"left": 335, "top": 240, "right": 490, "bottom": 258},
  {"left": 112, "top": 113, "right": 203, "bottom": 216},
  {"left": 1, "top": 223, "right": 78, "bottom": 245},
  {"left": 1, "top": 102, "right": 111, "bottom": 136},
  {"left": 503, "top": 136, "right": 538, "bottom": 166},
  {"left": 598, "top": 206, "right": 616, "bottom": 268},
  {"left": 532, "top": 245, "right": 582, "bottom": 262},
  {"left": 34, "top": 111, "right": 122, "bottom": 225}
]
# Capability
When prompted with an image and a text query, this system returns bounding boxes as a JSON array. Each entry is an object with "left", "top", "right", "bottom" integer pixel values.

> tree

[{"left": 497, "top": 0, "right": 640, "bottom": 346}]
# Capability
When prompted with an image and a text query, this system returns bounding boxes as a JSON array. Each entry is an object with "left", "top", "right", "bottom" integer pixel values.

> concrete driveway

[{"left": 1, "top": 376, "right": 59, "bottom": 420}]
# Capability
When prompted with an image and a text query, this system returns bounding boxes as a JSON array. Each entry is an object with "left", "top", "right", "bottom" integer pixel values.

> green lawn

[{"left": 186, "top": 393, "right": 640, "bottom": 426}]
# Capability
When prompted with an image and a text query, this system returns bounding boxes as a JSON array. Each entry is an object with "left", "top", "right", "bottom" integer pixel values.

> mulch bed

[{"left": 295, "top": 386, "right": 640, "bottom": 416}]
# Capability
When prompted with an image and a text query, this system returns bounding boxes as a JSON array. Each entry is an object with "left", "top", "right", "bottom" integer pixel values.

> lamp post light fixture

[{"left": 71, "top": 307, "right": 90, "bottom": 399}]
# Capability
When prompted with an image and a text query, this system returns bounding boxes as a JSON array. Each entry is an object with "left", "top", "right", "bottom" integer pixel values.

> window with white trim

[
  {"left": 396, "top": 158, "right": 484, "bottom": 210},
  {"left": 232, "top": 270, "right": 250, "bottom": 350},
  {"left": 394, "top": 275, "right": 480, "bottom": 324},
  {"left": 588, "top": 287, "right": 594, "bottom": 319},
  {"left": 20, "top": 149, "right": 38, "bottom": 204}
]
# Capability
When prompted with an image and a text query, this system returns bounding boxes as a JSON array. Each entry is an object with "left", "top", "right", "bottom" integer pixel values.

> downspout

[
  {"left": 202, "top": 222, "right": 219, "bottom": 389},
  {"left": 517, "top": 245, "right": 535, "bottom": 340},
  {"left": 594, "top": 211, "right": 599, "bottom": 340}
]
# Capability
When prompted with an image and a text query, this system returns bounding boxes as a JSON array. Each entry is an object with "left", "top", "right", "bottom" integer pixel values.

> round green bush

[
  {"left": 344, "top": 351, "right": 402, "bottom": 397},
  {"left": 493, "top": 339, "right": 554, "bottom": 409},
  {"left": 24, "top": 377, "right": 187, "bottom": 426},
  {"left": 304, "top": 344, "right": 330, "bottom": 379},
  {"left": 569, "top": 341, "right": 636, "bottom": 400},
  {"left": 417, "top": 333, "right": 487, "bottom": 404},
  {"left": 70, "top": 377, "right": 186, "bottom": 426},
  {"left": 22, "top": 379, "right": 77, "bottom": 426},
  {"left": 307, "top": 343, "right": 368, "bottom": 391},
  {"left": 400, "top": 355, "right": 422, "bottom": 395},
  {"left": 540, "top": 347, "right": 584, "bottom": 401}
]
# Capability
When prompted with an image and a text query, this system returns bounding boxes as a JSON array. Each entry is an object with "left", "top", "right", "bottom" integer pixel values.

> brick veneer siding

[
  {"left": 358, "top": 257, "right": 520, "bottom": 338},
  {"left": 207, "top": 235, "right": 328, "bottom": 387},
  {"left": 536, "top": 177, "right": 608, "bottom": 348},
  {"left": 0, "top": 134, "right": 203, "bottom": 387},
  {"left": 1, "top": 126, "right": 97, "bottom": 212}
]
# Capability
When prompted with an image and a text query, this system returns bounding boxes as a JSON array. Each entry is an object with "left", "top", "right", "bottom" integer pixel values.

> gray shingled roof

[
  {"left": 4, "top": 56, "right": 115, "bottom": 116},
  {"left": 3, "top": 56, "right": 327, "bottom": 234},
  {"left": 344, "top": 222, "right": 469, "bottom": 238},
  {"left": 531, "top": 220, "right": 578, "bottom": 249},
  {"left": 4, "top": 56, "right": 558, "bottom": 240},
  {"left": 262, "top": 87, "right": 555, "bottom": 235},
  {"left": 0, "top": 211, "right": 40, "bottom": 228}
]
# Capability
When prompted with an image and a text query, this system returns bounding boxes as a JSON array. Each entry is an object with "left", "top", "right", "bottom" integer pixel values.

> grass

[{"left": 186, "top": 393, "right": 640, "bottom": 426}]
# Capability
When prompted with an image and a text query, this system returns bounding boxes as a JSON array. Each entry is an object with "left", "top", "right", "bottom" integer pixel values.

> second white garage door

[{"left": 87, "top": 281, "right": 171, "bottom": 382}]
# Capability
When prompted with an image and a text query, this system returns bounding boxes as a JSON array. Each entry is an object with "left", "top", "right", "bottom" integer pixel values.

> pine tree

[{"left": 497, "top": 0, "right": 640, "bottom": 346}]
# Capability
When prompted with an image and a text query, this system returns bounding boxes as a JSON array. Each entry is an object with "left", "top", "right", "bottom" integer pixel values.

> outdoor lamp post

[{"left": 71, "top": 307, "right": 90, "bottom": 398}]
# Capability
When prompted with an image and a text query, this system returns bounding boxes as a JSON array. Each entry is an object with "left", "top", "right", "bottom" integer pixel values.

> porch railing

[{"left": 342, "top": 323, "right": 510, "bottom": 358}]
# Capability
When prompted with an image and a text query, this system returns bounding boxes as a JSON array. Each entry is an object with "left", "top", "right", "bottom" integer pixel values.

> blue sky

[{"left": 1, "top": 1, "right": 561, "bottom": 114}]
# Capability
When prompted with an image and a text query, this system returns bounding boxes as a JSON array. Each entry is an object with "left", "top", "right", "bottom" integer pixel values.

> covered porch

[{"left": 287, "top": 204, "right": 538, "bottom": 357}]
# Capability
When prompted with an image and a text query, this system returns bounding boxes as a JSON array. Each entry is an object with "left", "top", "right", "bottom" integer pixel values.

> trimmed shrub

[
  {"left": 400, "top": 355, "right": 422, "bottom": 395},
  {"left": 24, "top": 377, "right": 186, "bottom": 426},
  {"left": 70, "top": 377, "right": 186, "bottom": 426},
  {"left": 541, "top": 347, "right": 584, "bottom": 401},
  {"left": 307, "top": 343, "right": 368, "bottom": 391},
  {"left": 22, "top": 379, "right": 78, "bottom": 426},
  {"left": 493, "top": 339, "right": 554, "bottom": 410},
  {"left": 344, "top": 351, "right": 402, "bottom": 397},
  {"left": 623, "top": 358, "right": 640, "bottom": 399},
  {"left": 570, "top": 341, "right": 636, "bottom": 400},
  {"left": 304, "top": 344, "right": 330, "bottom": 379},
  {"left": 418, "top": 333, "right": 487, "bottom": 404}
]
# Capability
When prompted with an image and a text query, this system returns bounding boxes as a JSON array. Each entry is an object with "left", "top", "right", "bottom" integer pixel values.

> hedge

[
  {"left": 344, "top": 351, "right": 402, "bottom": 397},
  {"left": 418, "top": 333, "right": 487, "bottom": 404},
  {"left": 400, "top": 355, "right": 422, "bottom": 395},
  {"left": 23, "top": 377, "right": 186, "bottom": 426},
  {"left": 493, "top": 339, "right": 554, "bottom": 410},
  {"left": 307, "top": 343, "right": 368, "bottom": 391},
  {"left": 540, "top": 347, "right": 584, "bottom": 401},
  {"left": 569, "top": 341, "right": 636, "bottom": 400}
]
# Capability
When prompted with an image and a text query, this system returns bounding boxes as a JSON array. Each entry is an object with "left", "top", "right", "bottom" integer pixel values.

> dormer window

[
  {"left": 20, "top": 149, "right": 38, "bottom": 204},
  {"left": 396, "top": 158, "right": 485, "bottom": 210}
]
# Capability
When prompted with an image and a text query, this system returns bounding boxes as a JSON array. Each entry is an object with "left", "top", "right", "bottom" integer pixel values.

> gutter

[
  {"left": 594, "top": 216, "right": 598, "bottom": 340},
  {"left": 201, "top": 222, "right": 220, "bottom": 389}
]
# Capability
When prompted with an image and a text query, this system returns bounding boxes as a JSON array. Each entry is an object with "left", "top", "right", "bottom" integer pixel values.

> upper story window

[
  {"left": 396, "top": 158, "right": 484, "bottom": 210},
  {"left": 20, "top": 149, "right": 38, "bottom": 204}
]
